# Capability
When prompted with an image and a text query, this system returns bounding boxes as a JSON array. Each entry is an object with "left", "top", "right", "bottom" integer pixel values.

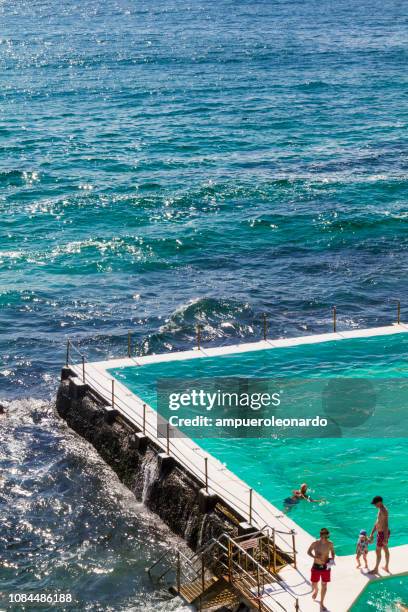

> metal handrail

[
  {"left": 67, "top": 353, "right": 297, "bottom": 543},
  {"left": 147, "top": 549, "right": 172, "bottom": 575},
  {"left": 158, "top": 552, "right": 200, "bottom": 583},
  {"left": 67, "top": 352, "right": 298, "bottom": 570},
  {"left": 148, "top": 548, "right": 201, "bottom": 583},
  {"left": 70, "top": 358, "right": 254, "bottom": 516},
  {"left": 233, "top": 527, "right": 273, "bottom": 542},
  {"left": 66, "top": 343, "right": 298, "bottom": 566},
  {"left": 216, "top": 533, "right": 299, "bottom": 604},
  {"left": 147, "top": 530, "right": 297, "bottom": 612},
  {"left": 218, "top": 535, "right": 282, "bottom": 585},
  {"left": 211, "top": 538, "right": 286, "bottom": 612}
]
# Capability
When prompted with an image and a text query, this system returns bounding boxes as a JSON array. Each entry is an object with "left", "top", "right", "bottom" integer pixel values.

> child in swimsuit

[{"left": 356, "top": 529, "right": 369, "bottom": 569}]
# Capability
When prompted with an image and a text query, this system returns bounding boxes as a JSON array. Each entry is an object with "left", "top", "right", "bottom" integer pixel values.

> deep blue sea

[{"left": 1, "top": 0, "right": 407, "bottom": 609}]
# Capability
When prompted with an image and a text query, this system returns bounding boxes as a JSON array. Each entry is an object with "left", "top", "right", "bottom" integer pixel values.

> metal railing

[
  {"left": 66, "top": 301, "right": 404, "bottom": 364},
  {"left": 149, "top": 548, "right": 201, "bottom": 584},
  {"left": 63, "top": 305, "right": 404, "bottom": 611},
  {"left": 211, "top": 533, "right": 300, "bottom": 612},
  {"left": 65, "top": 340, "right": 299, "bottom": 559},
  {"left": 148, "top": 530, "right": 300, "bottom": 612}
]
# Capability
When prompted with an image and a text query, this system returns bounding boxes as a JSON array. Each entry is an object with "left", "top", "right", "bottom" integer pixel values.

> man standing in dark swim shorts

[
  {"left": 307, "top": 528, "right": 335, "bottom": 611},
  {"left": 369, "top": 495, "right": 390, "bottom": 574}
]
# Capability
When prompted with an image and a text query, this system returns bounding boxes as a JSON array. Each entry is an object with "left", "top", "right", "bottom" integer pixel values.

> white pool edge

[{"left": 70, "top": 323, "right": 408, "bottom": 611}]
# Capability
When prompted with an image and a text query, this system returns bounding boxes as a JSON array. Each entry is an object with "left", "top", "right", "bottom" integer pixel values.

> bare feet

[
  {"left": 312, "top": 591, "right": 318, "bottom": 600},
  {"left": 382, "top": 566, "right": 390, "bottom": 573},
  {"left": 356, "top": 563, "right": 361, "bottom": 569},
  {"left": 368, "top": 567, "right": 379, "bottom": 574}
]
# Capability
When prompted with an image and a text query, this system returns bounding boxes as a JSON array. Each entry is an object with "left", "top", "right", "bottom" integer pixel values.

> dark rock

[{"left": 56, "top": 377, "right": 237, "bottom": 552}]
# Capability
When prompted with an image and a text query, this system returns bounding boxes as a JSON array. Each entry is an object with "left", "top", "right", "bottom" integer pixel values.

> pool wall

[
  {"left": 59, "top": 324, "right": 408, "bottom": 612},
  {"left": 56, "top": 373, "right": 241, "bottom": 552}
]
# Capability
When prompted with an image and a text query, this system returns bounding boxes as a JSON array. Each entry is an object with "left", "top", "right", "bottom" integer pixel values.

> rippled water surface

[
  {"left": 352, "top": 576, "right": 408, "bottom": 611},
  {"left": 1, "top": 0, "right": 407, "bottom": 608},
  {"left": 0, "top": 401, "right": 189, "bottom": 610}
]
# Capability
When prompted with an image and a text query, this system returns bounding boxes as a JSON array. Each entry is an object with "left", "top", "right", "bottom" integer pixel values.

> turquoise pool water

[
  {"left": 110, "top": 332, "right": 408, "bottom": 555},
  {"left": 351, "top": 576, "right": 408, "bottom": 611}
]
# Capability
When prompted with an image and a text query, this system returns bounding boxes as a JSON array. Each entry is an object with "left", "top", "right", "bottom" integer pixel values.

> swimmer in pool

[{"left": 284, "top": 483, "right": 324, "bottom": 512}]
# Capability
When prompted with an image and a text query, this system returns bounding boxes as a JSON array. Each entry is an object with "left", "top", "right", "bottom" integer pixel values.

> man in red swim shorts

[
  {"left": 307, "top": 528, "right": 335, "bottom": 611},
  {"left": 369, "top": 495, "right": 391, "bottom": 574}
]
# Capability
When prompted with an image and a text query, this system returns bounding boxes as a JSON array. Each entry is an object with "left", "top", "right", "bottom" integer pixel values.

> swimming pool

[
  {"left": 110, "top": 332, "right": 408, "bottom": 555},
  {"left": 351, "top": 576, "right": 408, "bottom": 611}
]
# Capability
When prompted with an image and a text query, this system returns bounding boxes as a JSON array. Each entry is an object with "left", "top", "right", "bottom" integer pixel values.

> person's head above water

[
  {"left": 371, "top": 495, "right": 383, "bottom": 507},
  {"left": 300, "top": 483, "right": 308, "bottom": 493}
]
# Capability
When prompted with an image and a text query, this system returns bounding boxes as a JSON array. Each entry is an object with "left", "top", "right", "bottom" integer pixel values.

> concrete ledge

[
  {"left": 104, "top": 407, "right": 119, "bottom": 425},
  {"left": 68, "top": 377, "right": 87, "bottom": 400},
  {"left": 238, "top": 522, "right": 258, "bottom": 537},
  {"left": 132, "top": 432, "right": 148, "bottom": 452},
  {"left": 61, "top": 366, "right": 75, "bottom": 381},
  {"left": 157, "top": 452, "right": 175, "bottom": 474},
  {"left": 198, "top": 488, "right": 218, "bottom": 513}
]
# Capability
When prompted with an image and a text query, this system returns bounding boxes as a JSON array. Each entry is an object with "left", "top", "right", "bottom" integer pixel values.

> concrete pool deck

[{"left": 69, "top": 323, "right": 408, "bottom": 611}]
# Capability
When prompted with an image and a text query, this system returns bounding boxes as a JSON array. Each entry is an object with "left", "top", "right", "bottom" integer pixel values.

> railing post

[
  {"left": 204, "top": 457, "right": 208, "bottom": 492},
  {"left": 111, "top": 379, "right": 115, "bottom": 408},
  {"left": 263, "top": 313, "right": 267, "bottom": 341},
  {"left": 66, "top": 339, "right": 70, "bottom": 366},
  {"left": 197, "top": 324, "right": 201, "bottom": 350},
  {"left": 176, "top": 550, "right": 181, "bottom": 593},
  {"left": 201, "top": 555, "right": 205, "bottom": 594},
  {"left": 249, "top": 488, "right": 253, "bottom": 523},
  {"left": 257, "top": 564, "right": 261, "bottom": 609},
  {"left": 166, "top": 423, "right": 170, "bottom": 455},
  {"left": 143, "top": 403, "right": 146, "bottom": 434},
  {"left": 228, "top": 539, "right": 232, "bottom": 581},
  {"left": 291, "top": 530, "right": 297, "bottom": 569},
  {"left": 397, "top": 300, "right": 401, "bottom": 324},
  {"left": 295, "top": 598, "right": 300, "bottom": 611},
  {"left": 127, "top": 330, "right": 131, "bottom": 357},
  {"left": 272, "top": 529, "right": 276, "bottom": 573},
  {"left": 82, "top": 355, "right": 85, "bottom": 383}
]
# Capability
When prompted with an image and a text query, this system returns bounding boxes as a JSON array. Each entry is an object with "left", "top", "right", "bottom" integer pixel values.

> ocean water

[
  {"left": 110, "top": 332, "right": 408, "bottom": 556},
  {"left": 0, "top": 400, "right": 189, "bottom": 611},
  {"left": 1, "top": 0, "right": 408, "bottom": 608}
]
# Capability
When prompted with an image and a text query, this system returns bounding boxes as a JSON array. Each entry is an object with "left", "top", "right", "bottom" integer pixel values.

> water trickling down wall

[{"left": 56, "top": 372, "right": 238, "bottom": 553}]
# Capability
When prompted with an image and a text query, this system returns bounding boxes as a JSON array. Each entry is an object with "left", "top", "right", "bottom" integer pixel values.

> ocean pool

[{"left": 110, "top": 332, "right": 408, "bottom": 555}]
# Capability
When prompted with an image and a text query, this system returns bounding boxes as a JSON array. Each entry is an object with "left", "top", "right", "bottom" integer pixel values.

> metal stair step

[
  {"left": 199, "top": 580, "right": 240, "bottom": 611},
  {"left": 178, "top": 577, "right": 218, "bottom": 603}
]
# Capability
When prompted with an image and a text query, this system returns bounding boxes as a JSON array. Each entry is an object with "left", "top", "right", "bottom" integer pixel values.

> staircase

[{"left": 148, "top": 527, "right": 300, "bottom": 611}]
